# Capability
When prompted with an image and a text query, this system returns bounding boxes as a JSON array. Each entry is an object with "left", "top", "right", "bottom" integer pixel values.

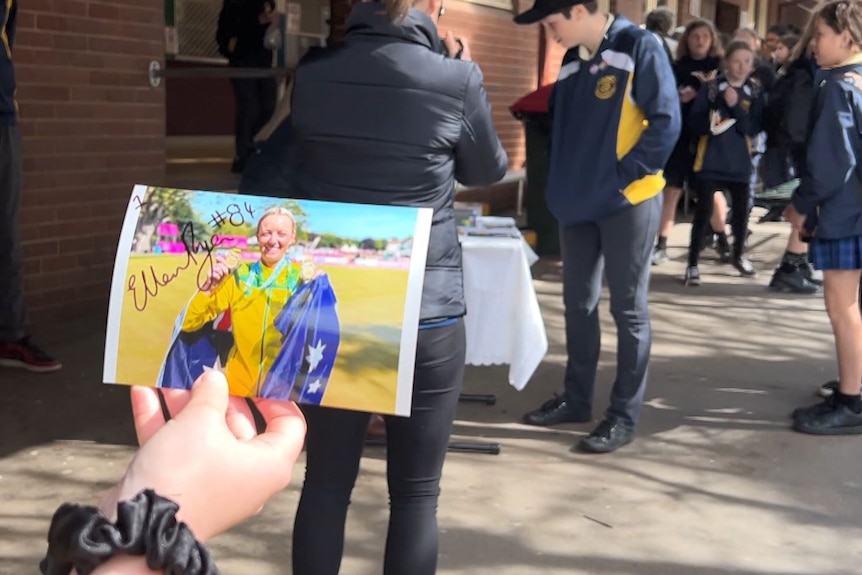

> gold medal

[{"left": 224, "top": 249, "right": 241, "bottom": 271}]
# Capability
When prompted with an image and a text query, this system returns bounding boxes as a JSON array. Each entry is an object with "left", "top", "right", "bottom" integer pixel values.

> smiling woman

[{"left": 156, "top": 206, "right": 340, "bottom": 401}]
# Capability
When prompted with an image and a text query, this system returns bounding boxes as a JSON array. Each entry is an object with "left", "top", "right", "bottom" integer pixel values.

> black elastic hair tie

[{"left": 40, "top": 489, "right": 218, "bottom": 575}]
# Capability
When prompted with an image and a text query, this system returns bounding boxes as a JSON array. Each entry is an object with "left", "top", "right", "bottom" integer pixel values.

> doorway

[{"left": 715, "top": 0, "right": 741, "bottom": 34}]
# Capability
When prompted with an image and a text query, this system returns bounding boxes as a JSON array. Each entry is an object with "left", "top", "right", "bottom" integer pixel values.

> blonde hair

[
  {"left": 383, "top": 0, "right": 417, "bottom": 21},
  {"left": 677, "top": 19, "right": 724, "bottom": 60},
  {"left": 257, "top": 206, "right": 297, "bottom": 234}
]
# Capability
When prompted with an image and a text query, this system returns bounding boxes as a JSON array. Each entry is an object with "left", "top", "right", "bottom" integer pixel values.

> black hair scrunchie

[{"left": 39, "top": 489, "right": 218, "bottom": 575}]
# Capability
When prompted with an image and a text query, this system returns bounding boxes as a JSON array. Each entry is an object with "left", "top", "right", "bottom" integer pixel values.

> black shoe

[
  {"left": 769, "top": 267, "right": 821, "bottom": 294},
  {"left": 732, "top": 255, "right": 757, "bottom": 277},
  {"left": 577, "top": 419, "right": 635, "bottom": 453},
  {"left": 800, "top": 261, "right": 823, "bottom": 286},
  {"left": 791, "top": 395, "right": 837, "bottom": 420},
  {"left": 651, "top": 247, "right": 668, "bottom": 266},
  {"left": 792, "top": 403, "right": 862, "bottom": 435},
  {"left": 714, "top": 243, "right": 732, "bottom": 264},
  {"left": 683, "top": 265, "right": 701, "bottom": 287},
  {"left": 523, "top": 394, "right": 592, "bottom": 427}
]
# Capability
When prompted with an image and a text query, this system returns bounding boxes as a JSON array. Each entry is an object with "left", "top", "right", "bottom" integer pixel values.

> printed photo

[{"left": 103, "top": 186, "right": 432, "bottom": 417}]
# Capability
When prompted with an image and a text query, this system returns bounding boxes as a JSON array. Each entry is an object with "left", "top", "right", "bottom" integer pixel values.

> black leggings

[
  {"left": 292, "top": 318, "right": 466, "bottom": 575},
  {"left": 688, "top": 179, "right": 750, "bottom": 266}
]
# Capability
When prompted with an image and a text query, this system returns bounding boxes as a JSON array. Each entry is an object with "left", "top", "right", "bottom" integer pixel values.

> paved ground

[{"left": 2, "top": 215, "right": 862, "bottom": 575}]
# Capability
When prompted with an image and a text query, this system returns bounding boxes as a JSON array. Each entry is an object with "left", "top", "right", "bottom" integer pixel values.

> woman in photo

[{"left": 159, "top": 207, "right": 337, "bottom": 401}]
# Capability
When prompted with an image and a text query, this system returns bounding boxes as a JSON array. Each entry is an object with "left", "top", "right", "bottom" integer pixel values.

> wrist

[
  {"left": 42, "top": 490, "right": 216, "bottom": 575},
  {"left": 87, "top": 556, "right": 161, "bottom": 575}
]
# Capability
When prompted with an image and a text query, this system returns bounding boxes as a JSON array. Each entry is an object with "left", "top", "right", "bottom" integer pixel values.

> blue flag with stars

[{"left": 260, "top": 274, "right": 341, "bottom": 403}]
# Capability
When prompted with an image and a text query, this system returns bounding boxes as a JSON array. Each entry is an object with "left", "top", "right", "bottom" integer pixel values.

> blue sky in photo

[{"left": 186, "top": 190, "right": 419, "bottom": 240}]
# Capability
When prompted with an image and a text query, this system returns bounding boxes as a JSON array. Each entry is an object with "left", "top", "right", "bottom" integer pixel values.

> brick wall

[
  {"left": 14, "top": 0, "right": 166, "bottom": 322},
  {"left": 442, "top": 0, "right": 540, "bottom": 171}
]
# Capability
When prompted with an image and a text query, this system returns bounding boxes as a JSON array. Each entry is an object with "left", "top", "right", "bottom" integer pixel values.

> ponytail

[{"left": 383, "top": 0, "right": 412, "bottom": 20}]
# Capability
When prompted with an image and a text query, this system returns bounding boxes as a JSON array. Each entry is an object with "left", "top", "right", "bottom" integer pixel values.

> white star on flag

[
  {"left": 307, "top": 379, "right": 322, "bottom": 394},
  {"left": 202, "top": 356, "right": 224, "bottom": 373},
  {"left": 306, "top": 340, "right": 326, "bottom": 373}
]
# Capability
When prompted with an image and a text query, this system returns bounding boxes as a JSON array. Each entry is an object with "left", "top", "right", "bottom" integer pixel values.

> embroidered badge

[{"left": 595, "top": 75, "right": 617, "bottom": 100}]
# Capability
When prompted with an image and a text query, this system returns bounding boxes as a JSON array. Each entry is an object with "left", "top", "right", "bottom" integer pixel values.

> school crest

[{"left": 595, "top": 75, "right": 616, "bottom": 100}]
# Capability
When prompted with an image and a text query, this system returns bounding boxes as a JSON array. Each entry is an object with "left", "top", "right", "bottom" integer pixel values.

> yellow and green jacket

[{"left": 181, "top": 258, "right": 304, "bottom": 396}]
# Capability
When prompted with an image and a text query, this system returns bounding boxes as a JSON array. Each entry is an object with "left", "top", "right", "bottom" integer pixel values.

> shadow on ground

[{"left": 2, "top": 221, "right": 861, "bottom": 574}]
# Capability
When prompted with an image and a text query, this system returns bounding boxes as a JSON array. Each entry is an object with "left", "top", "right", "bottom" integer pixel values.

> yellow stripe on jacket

[
  {"left": 181, "top": 261, "right": 301, "bottom": 397},
  {"left": 616, "top": 70, "right": 665, "bottom": 205}
]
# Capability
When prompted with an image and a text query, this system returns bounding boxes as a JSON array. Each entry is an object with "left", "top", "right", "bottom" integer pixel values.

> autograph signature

[{"left": 127, "top": 222, "right": 226, "bottom": 312}]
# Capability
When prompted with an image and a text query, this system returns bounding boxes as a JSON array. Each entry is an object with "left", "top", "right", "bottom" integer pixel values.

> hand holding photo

[{"left": 104, "top": 186, "right": 433, "bottom": 417}]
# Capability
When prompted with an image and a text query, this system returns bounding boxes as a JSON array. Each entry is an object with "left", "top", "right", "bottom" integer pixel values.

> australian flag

[
  {"left": 157, "top": 275, "right": 340, "bottom": 402},
  {"left": 260, "top": 274, "right": 340, "bottom": 403},
  {"left": 157, "top": 308, "right": 234, "bottom": 391}
]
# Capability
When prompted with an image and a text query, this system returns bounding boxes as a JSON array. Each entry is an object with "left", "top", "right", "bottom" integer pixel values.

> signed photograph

[{"left": 103, "top": 185, "right": 432, "bottom": 417}]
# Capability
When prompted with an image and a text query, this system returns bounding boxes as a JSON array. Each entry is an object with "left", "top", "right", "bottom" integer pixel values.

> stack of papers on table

[{"left": 459, "top": 216, "right": 521, "bottom": 239}]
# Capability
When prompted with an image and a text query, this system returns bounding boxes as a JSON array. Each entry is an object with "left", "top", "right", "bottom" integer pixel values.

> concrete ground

[{"left": 2, "top": 214, "right": 862, "bottom": 575}]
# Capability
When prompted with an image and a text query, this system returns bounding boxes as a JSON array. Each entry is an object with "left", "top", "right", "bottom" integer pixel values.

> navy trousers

[{"left": 559, "top": 195, "right": 661, "bottom": 427}]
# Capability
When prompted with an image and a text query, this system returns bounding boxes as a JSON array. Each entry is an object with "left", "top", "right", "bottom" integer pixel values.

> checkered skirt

[{"left": 809, "top": 235, "right": 862, "bottom": 271}]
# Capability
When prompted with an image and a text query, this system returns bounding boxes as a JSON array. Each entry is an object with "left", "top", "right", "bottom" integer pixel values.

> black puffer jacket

[{"left": 289, "top": 3, "right": 508, "bottom": 322}]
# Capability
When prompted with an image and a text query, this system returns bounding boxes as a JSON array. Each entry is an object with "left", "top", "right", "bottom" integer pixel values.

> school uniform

[
  {"left": 792, "top": 56, "right": 862, "bottom": 270},
  {"left": 523, "top": 13, "right": 680, "bottom": 440},
  {"left": 687, "top": 75, "right": 765, "bottom": 271},
  {"left": 664, "top": 55, "right": 722, "bottom": 188}
]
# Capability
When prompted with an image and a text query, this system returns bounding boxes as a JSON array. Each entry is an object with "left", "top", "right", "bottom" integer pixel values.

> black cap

[{"left": 513, "top": 0, "right": 584, "bottom": 24}]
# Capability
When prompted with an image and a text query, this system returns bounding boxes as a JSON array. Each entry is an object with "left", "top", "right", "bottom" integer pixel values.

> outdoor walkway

[{"left": 2, "top": 217, "right": 860, "bottom": 575}]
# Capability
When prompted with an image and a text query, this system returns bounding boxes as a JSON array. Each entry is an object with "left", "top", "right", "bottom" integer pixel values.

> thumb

[{"left": 185, "top": 370, "right": 231, "bottom": 419}]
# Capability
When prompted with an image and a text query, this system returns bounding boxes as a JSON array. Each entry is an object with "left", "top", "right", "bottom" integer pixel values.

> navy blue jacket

[
  {"left": 0, "top": 0, "right": 16, "bottom": 125},
  {"left": 689, "top": 76, "right": 765, "bottom": 183},
  {"left": 792, "top": 59, "right": 862, "bottom": 239},
  {"left": 546, "top": 16, "right": 680, "bottom": 225},
  {"left": 289, "top": 3, "right": 507, "bottom": 321}
]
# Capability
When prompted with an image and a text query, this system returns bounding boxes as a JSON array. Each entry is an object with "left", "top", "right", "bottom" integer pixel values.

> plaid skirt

[{"left": 809, "top": 235, "right": 862, "bottom": 270}]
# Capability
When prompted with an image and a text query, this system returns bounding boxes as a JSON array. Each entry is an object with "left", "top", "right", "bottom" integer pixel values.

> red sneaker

[{"left": 0, "top": 337, "right": 62, "bottom": 373}]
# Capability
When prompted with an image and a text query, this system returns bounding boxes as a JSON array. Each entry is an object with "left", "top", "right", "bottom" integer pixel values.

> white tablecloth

[{"left": 460, "top": 235, "right": 548, "bottom": 390}]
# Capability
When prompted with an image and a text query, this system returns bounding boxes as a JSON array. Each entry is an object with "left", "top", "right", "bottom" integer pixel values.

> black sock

[
  {"left": 836, "top": 391, "right": 862, "bottom": 413},
  {"left": 783, "top": 251, "right": 806, "bottom": 264},
  {"left": 656, "top": 236, "right": 667, "bottom": 250},
  {"left": 715, "top": 232, "right": 730, "bottom": 250}
]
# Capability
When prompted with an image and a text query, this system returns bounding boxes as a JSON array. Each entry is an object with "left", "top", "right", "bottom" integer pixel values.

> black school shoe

[
  {"left": 523, "top": 394, "right": 592, "bottom": 426},
  {"left": 577, "top": 419, "right": 635, "bottom": 453},
  {"left": 793, "top": 402, "right": 862, "bottom": 435}
]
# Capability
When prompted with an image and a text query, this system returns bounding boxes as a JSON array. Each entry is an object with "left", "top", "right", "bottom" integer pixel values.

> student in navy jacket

[
  {"left": 685, "top": 41, "right": 765, "bottom": 286},
  {"left": 653, "top": 18, "right": 723, "bottom": 266},
  {"left": 786, "top": 0, "right": 862, "bottom": 436},
  {"left": 514, "top": 0, "right": 680, "bottom": 453}
]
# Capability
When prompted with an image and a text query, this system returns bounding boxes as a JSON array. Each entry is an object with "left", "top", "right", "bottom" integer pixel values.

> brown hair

[
  {"left": 676, "top": 19, "right": 724, "bottom": 60},
  {"left": 724, "top": 39, "right": 754, "bottom": 61},
  {"left": 793, "top": 0, "right": 862, "bottom": 61},
  {"left": 733, "top": 27, "right": 761, "bottom": 48}
]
